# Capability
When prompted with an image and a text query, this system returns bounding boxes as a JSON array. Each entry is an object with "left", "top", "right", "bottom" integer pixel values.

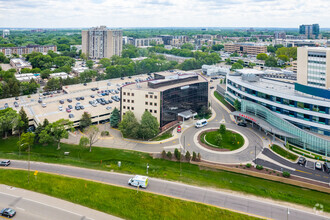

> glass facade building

[
  {"left": 239, "top": 100, "right": 330, "bottom": 156},
  {"left": 226, "top": 75, "right": 330, "bottom": 136},
  {"left": 160, "top": 82, "right": 208, "bottom": 127}
]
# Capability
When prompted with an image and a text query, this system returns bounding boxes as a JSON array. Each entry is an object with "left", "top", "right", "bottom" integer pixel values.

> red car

[
  {"left": 66, "top": 108, "right": 71, "bottom": 113},
  {"left": 177, "top": 125, "right": 182, "bottom": 133}
]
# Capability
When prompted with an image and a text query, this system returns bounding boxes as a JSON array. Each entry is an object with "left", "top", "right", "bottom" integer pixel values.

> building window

[
  {"left": 127, "top": 100, "right": 130, "bottom": 103},
  {"left": 123, "top": 92, "right": 126, "bottom": 95},
  {"left": 132, "top": 100, "right": 134, "bottom": 103},
  {"left": 123, "top": 99, "right": 126, "bottom": 102},
  {"left": 145, "top": 95, "right": 148, "bottom": 98},
  {"left": 132, "top": 107, "right": 134, "bottom": 110},
  {"left": 150, "top": 95, "right": 153, "bottom": 98},
  {"left": 150, "top": 102, "right": 152, "bottom": 105},
  {"left": 154, "top": 96, "right": 157, "bottom": 99},
  {"left": 127, "top": 93, "right": 130, "bottom": 96},
  {"left": 154, "top": 110, "right": 157, "bottom": 113},
  {"left": 145, "top": 102, "right": 148, "bottom": 105},
  {"left": 154, "top": 103, "right": 157, "bottom": 106},
  {"left": 123, "top": 106, "right": 126, "bottom": 109},
  {"left": 149, "top": 109, "right": 152, "bottom": 113},
  {"left": 127, "top": 106, "right": 130, "bottom": 110},
  {"left": 132, "top": 93, "right": 134, "bottom": 96}
]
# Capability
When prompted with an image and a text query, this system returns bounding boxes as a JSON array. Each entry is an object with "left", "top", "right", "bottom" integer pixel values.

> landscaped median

[
  {"left": 200, "top": 129, "right": 244, "bottom": 151},
  {"left": 0, "top": 169, "right": 260, "bottom": 220},
  {"left": 1, "top": 137, "right": 330, "bottom": 212},
  {"left": 270, "top": 144, "right": 298, "bottom": 161}
]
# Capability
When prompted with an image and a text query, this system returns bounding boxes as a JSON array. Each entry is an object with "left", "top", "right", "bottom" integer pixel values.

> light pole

[
  {"left": 287, "top": 208, "right": 290, "bottom": 220},
  {"left": 146, "top": 163, "right": 149, "bottom": 175},
  {"left": 28, "top": 143, "right": 31, "bottom": 184},
  {"left": 255, "top": 145, "right": 257, "bottom": 166}
]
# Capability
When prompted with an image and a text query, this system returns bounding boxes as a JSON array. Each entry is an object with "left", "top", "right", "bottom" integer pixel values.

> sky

[{"left": 0, "top": 0, "right": 329, "bottom": 28}]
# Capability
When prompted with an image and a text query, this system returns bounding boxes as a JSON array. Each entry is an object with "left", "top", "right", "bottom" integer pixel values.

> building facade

[
  {"left": 299, "top": 24, "right": 320, "bottom": 39},
  {"left": 2, "top": 29, "right": 10, "bottom": 38},
  {"left": 10, "top": 58, "right": 32, "bottom": 72},
  {"left": 224, "top": 43, "right": 267, "bottom": 55},
  {"left": 0, "top": 45, "right": 57, "bottom": 56},
  {"left": 297, "top": 47, "right": 330, "bottom": 89},
  {"left": 121, "top": 72, "right": 208, "bottom": 130},
  {"left": 133, "top": 38, "right": 163, "bottom": 47},
  {"left": 82, "top": 26, "right": 123, "bottom": 59}
]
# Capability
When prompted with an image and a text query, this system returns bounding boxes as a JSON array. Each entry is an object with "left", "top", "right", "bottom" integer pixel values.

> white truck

[
  {"left": 195, "top": 119, "right": 208, "bottom": 128},
  {"left": 128, "top": 175, "right": 149, "bottom": 188}
]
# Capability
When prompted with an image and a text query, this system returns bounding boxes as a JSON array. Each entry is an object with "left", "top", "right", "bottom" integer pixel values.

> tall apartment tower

[
  {"left": 82, "top": 26, "right": 122, "bottom": 59},
  {"left": 299, "top": 24, "right": 319, "bottom": 39},
  {"left": 297, "top": 47, "right": 330, "bottom": 89},
  {"left": 2, "top": 29, "right": 10, "bottom": 38}
]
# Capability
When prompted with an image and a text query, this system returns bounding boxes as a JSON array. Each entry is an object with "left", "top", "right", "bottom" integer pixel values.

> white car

[
  {"left": 58, "top": 105, "right": 63, "bottom": 111},
  {"left": 315, "top": 162, "right": 322, "bottom": 170}
]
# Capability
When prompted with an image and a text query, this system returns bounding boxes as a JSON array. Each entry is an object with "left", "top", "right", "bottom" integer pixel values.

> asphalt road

[{"left": 2, "top": 160, "right": 328, "bottom": 220}]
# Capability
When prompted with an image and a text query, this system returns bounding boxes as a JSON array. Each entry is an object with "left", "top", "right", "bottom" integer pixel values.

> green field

[
  {"left": 151, "top": 128, "right": 174, "bottom": 141},
  {"left": 201, "top": 130, "right": 244, "bottom": 151},
  {"left": 0, "top": 169, "right": 259, "bottom": 220},
  {"left": 271, "top": 144, "right": 298, "bottom": 161},
  {"left": 0, "top": 137, "right": 330, "bottom": 212}
]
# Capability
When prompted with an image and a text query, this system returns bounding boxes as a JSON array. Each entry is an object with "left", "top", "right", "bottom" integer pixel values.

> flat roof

[
  {"left": 122, "top": 72, "right": 207, "bottom": 92},
  {"left": 228, "top": 75, "right": 330, "bottom": 103},
  {"left": 236, "top": 69, "right": 264, "bottom": 75}
]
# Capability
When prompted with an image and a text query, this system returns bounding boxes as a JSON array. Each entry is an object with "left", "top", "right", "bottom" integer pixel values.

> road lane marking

[
  {"left": 323, "top": 176, "right": 329, "bottom": 178},
  {"left": 315, "top": 174, "right": 321, "bottom": 177},
  {"left": 295, "top": 169, "right": 312, "bottom": 175}
]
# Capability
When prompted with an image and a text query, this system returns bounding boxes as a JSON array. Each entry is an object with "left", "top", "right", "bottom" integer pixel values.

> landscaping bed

[
  {"left": 271, "top": 144, "right": 298, "bottom": 161},
  {"left": 199, "top": 129, "right": 244, "bottom": 151}
]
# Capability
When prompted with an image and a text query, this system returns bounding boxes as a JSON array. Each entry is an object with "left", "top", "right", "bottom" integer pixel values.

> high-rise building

[
  {"left": 297, "top": 47, "right": 330, "bottom": 89},
  {"left": 82, "top": 26, "right": 122, "bottom": 59},
  {"left": 2, "top": 29, "right": 10, "bottom": 38},
  {"left": 299, "top": 24, "right": 319, "bottom": 39}
]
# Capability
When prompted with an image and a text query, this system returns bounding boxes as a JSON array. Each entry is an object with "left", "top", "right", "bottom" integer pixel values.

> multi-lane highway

[{"left": 1, "top": 160, "right": 329, "bottom": 220}]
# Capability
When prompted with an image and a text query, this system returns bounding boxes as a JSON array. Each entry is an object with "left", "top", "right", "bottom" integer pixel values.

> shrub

[
  {"left": 266, "top": 169, "right": 268, "bottom": 172},
  {"left": 219, "top": 124, "right": 226, "bottom": 134},
  {"left": 166, "top": 151, "right": 172, "bottom": 159},
  {"left": 246, "top": 163, "right": 252, "bottom": 168},
  {"left": 101, "top": 131, "right": 109, "bottom": 136},
  {"left": 185, "top": 151, "right": 191, "bottom": 161},
  {"left": 197, "top": 153, "right": 201, "bottom": 161},
  {"left": 174, "top": 148, "right": 181, "bottom": 160},
  {"left": 27, "top": 95, "right": 31, "bottom": 98},
  {"left": 256, "top": 165, "right": 263, "bottom": 170},
  {"left": 161, "top": 150, "right": 166, "bottom": 159},
  {"left": 282, "top": 171, "right": 291, "bottom": 178},
  {"left": 192, "top": 152, "right": 197, "bottom": 161}
]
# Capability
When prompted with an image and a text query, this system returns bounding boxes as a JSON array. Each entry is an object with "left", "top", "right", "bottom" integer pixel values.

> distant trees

[
  {"left": 211, "top": 44, "right": 224, "bottom": 51},
  {"left": 265, "top": 57, "right": 278, "bottom": 67},
  {"left": 86, "top": 60, "right": 94, "bottom": 69},
  {"left": 256, "top": 53, "right": 268, "bottom": 60},
  {"left": 231, "top": 62, "right": 243, "bottom": 71},
  {"left": 276, "top": 47, "right": 297, "bottom": 60},
  {"left": 181, "top": 43, "right": 194, "bottom": 50}
]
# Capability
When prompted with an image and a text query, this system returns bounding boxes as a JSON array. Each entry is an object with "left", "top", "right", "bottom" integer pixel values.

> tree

[
  {"left": 267, "top": 45, "right": 276, "bottom": 53},
  {"left": 185, "top": 151, "right": 191, "bottom": 161},
  {"left": 219, "top": 124, "right": 226, "bottom": 134},
  {"left": 231, "top": 62, "right": 243, "bottom": 71},
  {"left": 80, "top": 53, "right": 87, "bottom": 61},
  {"left": 256, "top": 53, "right": 268, "bottom": 60},
  {"left": 181, "top": 43, "right": 194, "bottom": 50},
  {"left": 192, "top": 151, "right": 197, "bottom": 161},
  {"left": 211, "top": 44, "right": 224, "bottom": 51},
  {"left": 79, "top": 136, "right": 89, "bottom": 148},
  {"left": 16, "top": 107, "right": 29, "bottom": 139},
  {"left": 265, "top": 56, "right": 278, "bottom": 67},
  {"left": 234, "top": 99, "right": 241, "bottom": 111},
  {"left": 39, "top": 119, "right": 73, "bottom": 150},
  {"left": 237, "top": 59, "right": 244, "bottom": 66},
  {"left": 214, "top": 133, "right": 223, "bottom": 146},
  {"left": 0, "top": 108, "right": 19, "bottom": 138},
  {"left": 225, "top": 58, "right": 231, "bottom": 65},
  {"left": 139, "top": 110, "right": 159, "bottom": 140},
  {"left": 174, "top": 148, "right": 181, "bottom": 160},
  {"left": 110, "top": 107, "right": 120, "bottom": 128},
  {"left": 85, "top": 125, "right": 99, "bottom": 152},
  {"left": 80, "top": 112, "right": 92, "bottom": 130},
  {"left": 86, "top": 60, "right": 94, "bottom": 69},
  {"left": 277, "top": 55, "right": 289, "bottom": 62},
  {"left": 17, "top": 132, "right": 35, "bottom": 152},
  {"left": 118, "top": 111, "right": 140, "bottom": 138}
]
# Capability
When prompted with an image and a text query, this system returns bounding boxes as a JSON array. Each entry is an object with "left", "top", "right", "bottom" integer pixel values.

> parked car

[
  {"left": 76, "top": 97, "right": 80, "bottom": 101},
  {"left": 83, "top": 83, "right": 87, "bottom": 86},
  {"left": 38, "top": 99, "right": 42, "bottom": 103},
  {"left": 80, "top": 97, "right": 85, "bottom": 100},
  {"left": 58, "top": 105, "right": 63, "bottom": 111},
  {"left": 324, "top": 162, "right": 330, "bottom": 173},
  {"left": 42, "top": 103, "right": 47, "bottom": 108},
  {"left": 0, "top": 208, "right": 16, "bottom": 218},
  {"left": 177, "top": 125, "right": 182, "bottom": 133},
  {"left": 4, "top": 103, "right": 9, "bottom": 108},
  {"left": 297, "top": 157, "right": 306, "bottom": 166},
  {"left": 67, "top": 99, "right": 72, "bottom": 103},
  {"left": 14, "top": 102, "right": 19, "bottom": 107},
  {"left": 237, "top": 122, "right": 247, "bottom": 127},
  {"left": 69, "top": 114, "right": 74, "bottom": 118},
  {"left": 68, "top": 105, "right": 73, "bottom": 109},
  {"left": 90, "top": 95, "right": 95, "bottom": 98},
  {"left": 15, "top": 97, "right": 19, "bottom": 100},
  {"left": 66, "top": 108, "right": 71, "bottom": 113},
  {"left": 121, "top": 77, "right": 124, "bottom": 80},
  {"left": 75, "top": 105, "right": 80, "bottom": 110},
  {"left": 315, "top": 161, "right": 322, "bottom": 170},
  {"left": 0, "top": 160, "right": 11, "bottom": 166},
  {"left": 80, "top": 105, "right": 85, "bottom": 110},
  {"left": 210, "top": 86, "right": 214, "bottom": 89},
  {"left": 106, "top": 106, "right": 112, "bottom": 110},
  {"left": 59, "top": 100, "right": 64, "bottom": 104}
]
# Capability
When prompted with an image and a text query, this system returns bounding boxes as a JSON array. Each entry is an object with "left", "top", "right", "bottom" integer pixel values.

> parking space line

[{"left": 295, "top": 169, "right": 312, "bottom": 175}]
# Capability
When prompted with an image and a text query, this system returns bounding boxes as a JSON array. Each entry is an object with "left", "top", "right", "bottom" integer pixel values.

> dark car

[
  {"left": 90, "top": 95, "right": 95, "bottom": 98},
  {"left": 108, "top": 99, "right": 113, "bottom": 103},
  {"left": 80, "top": 97, "right": 85, "bottom": 100},
  {"left": 0, "top": 160, "right": 10, "bottom": 166},
  {"left": 67, "top": 99, "right": 72, "bottom": 103},
  {"left": 76, "top": 97, "right": 80, "bottom": 101},
  {"left": 121, "top": 77, "right": 124, "bottom": 80},
  {"left": 210, "top": 86, "right": 214, "bottom": 89},
  {"left": 14, "top": 102, "right": 19, "bottom": 107},
  {"left": 324, "top": 162, "right": 330, "bottom": 174},
  {"left": 0, "top": 208, "right": 16, "bottom": 218},
  {"left": 15, "top": 97, "right": 19, "bottom": 100},
  {"left": 237, "top": 122, "right": 247, "bottom": 127},
  {"left": 75, "top": 105, "right": 80, "bottom": 110},
  {"left": 80, "top": 105, "right": 85, "bottom": 110},
  {"left": 69, "top": 114, "right": 74, "bottom": 118},
  {"left": 91, "top": 88, "right": 96, "bottom": 91},
  {"left": 128, "top": 76, "right": 132, "bottom": 79},
  {"left": 59, "top": 100, "right": 64, "bottom": 104},
  {"left": 83, "top": 83, "right": 87, "bottom": 86},
  {"left": 68, "top": 105, "right": 73, "bottom": 109},
  {"left": 38, "top": 99, "right": 42, "bottom": 103},
  {"left": 297, "top": 157, "right": 306, "bottom": 166}
]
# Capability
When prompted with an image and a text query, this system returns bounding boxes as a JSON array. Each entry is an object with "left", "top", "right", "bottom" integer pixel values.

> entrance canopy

[
  {"left": 178, "top": 110, "right": 197, "bottom": 119},
  {"left": 231, "top": 111, "right": 298, "bottom": 139}
]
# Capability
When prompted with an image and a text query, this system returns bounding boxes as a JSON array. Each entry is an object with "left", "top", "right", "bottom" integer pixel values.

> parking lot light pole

[{"left": 146, "top": 163, "right": 149, "bottom": 175}]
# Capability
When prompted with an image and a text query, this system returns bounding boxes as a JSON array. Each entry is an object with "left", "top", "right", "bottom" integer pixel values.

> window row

[
  {"left": 123, "top": 106, "right": 135, "bottom": 110},
  {"left": 123, "top": 92, "right": 134, "bottom": 96},
  {"left": 145, "top": 94, "right": 158, "bottom": 99},
  {"left": 123, "top": 99, "right": 134, "bottom": 103},
  {"left": 146, "top": 109, "right": 157, "bottom": 113},
  {"left": 145, "top": 102, "right": 157, "bottom": 106}
]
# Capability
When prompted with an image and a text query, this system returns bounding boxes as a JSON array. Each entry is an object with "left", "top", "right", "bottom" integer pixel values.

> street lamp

[{"left": 146, "top": 163, "right": 149, "bottom": 175}]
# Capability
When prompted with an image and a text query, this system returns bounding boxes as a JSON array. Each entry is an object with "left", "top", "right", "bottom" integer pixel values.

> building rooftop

[{"left": 235, "top": 69, "right": 265, "bottom": 75}]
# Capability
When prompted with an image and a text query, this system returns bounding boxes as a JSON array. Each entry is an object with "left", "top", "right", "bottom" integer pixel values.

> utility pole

[{"left": 255, "top": 145, "right": 257, "bottom": 166}]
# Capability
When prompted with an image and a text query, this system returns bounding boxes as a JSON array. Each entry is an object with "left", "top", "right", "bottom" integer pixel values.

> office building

[
  {"left": 225, "top": 70, "right": 330, "bottom": 156},
  {"left": 133, "top": 37, "right": 163, "bottom": 47},
  {"left": 121, "top": 72, "right": 208, "bottom": 131},
  {"left": 299, "top": 24, "right": 320, "bottom": 39},
  {"left": 0, "top": 45, "right": 57, "bottom": 56},
  {"left": 157, "top": 35, "right": 174, "bottom": 45},
  {"left": 2, "top": 29, "right": 10, "bottom": 38},
  {"left": 82, "top": 26, "right": 122, "bottom": 59},
  {"left": 202, "top": 65, "right": 230, "bottom": 76},
  {"left": 297, "top": 47, "right": 330, "bottom": 89},
  {"left": 224, "top": 43, "right": 267, "bottom": 55}
]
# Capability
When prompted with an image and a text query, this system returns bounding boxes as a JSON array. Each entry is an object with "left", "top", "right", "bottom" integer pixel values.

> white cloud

[{"left": 0, "top": 0, "right": 329, "bottom": 28}]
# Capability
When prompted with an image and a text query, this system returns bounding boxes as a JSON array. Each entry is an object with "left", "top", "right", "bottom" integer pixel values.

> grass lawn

[
  {"left": 201, "top": 130, "right": 244, "bottom": 151},
  {"left": 0, "top": 169, "right": 259, "bottom": 220},
  {"left": 271, "top": 144, "right": 298, "bottom": 161},
  {"left": 151, "top": 128, "right": 174, "bottom": 141},
  {"left": 0, "top": 137, "right": 330, "bottom": 212},
  {"left": 214, "top": 91, "right": 235, "bottom": 111}
]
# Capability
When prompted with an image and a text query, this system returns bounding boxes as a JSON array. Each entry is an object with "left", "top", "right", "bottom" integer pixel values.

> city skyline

[{"left": 0, "top": 0, "right": 329, "bottom": 28}]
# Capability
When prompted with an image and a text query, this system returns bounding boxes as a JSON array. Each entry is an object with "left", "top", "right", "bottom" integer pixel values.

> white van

[
  {"left": 128, "top": 175, "right": 149, "bottom": 188},
  {"left": 195, "top": 119, "right": 208, "bottom": 128}
]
